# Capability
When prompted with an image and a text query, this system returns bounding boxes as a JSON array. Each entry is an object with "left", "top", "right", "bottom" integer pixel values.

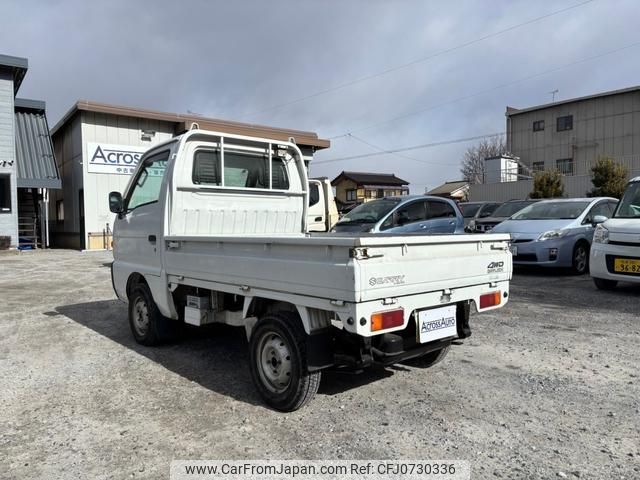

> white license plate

[
  {"left": 417, "top": 305, "right": 458, "bottom": 344},
  {"left": 510, "top": 245, "right": 518, "bottom": 256}
]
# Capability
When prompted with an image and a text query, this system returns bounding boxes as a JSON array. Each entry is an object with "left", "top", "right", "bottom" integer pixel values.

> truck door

[
  {"left": 114, "top": 149, "right": 170, "bottom": 278},
  {"left": 307, "top": 180, "right": 326, "bottom": 232}
]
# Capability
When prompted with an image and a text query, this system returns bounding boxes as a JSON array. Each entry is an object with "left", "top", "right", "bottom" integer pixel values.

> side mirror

[
  {"left": 109, "top": 191, "right": 124, "bottom": 214},
  {"left": 592, "top": 214, "right": 607, "bottom": 226}
]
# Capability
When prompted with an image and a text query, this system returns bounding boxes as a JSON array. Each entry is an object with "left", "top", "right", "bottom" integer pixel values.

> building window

[
  {"left": 532, "top": 162, "right": 545, "bottom": 172},
  {"left": 365, "top": 189, "right": 377, "bottom": 199},
  {"left": 346, "top": 189, "right": 356, "bottom": 201},
  {"left": 0, "top": 175, "right": 11, "bottom": 213},
  {"left": 56, "top": 200, "right": 64, "bottom": 222},
  {"left": 533, "top": 120, "right": 545, "bottom": 132},
  {"left": 556, "top": 158, "right": 574, "bottom": 175},
  {"left": 556, "top": 115, "right": 573, "bottom": 132}
]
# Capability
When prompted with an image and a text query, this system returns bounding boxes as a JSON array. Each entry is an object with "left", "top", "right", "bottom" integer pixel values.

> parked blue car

[
  {"left": 331, "top": 195, "right": 464, "bottom": 234},
  {"left": 490, "top": 197, "right": 618, "bottom": 274}
]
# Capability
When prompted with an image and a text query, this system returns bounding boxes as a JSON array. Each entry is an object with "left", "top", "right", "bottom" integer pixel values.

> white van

[{"left": 590, "top": 176, "right": 640, "bottom": 289}]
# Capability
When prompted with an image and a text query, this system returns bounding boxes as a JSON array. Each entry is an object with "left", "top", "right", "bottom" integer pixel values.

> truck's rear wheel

[
  {"left": 406, "top": 345, "right": 450, "bottom": 368},
  {"left": 128, "top": 284, "right": 178, "bottom": 346},
  {"left": 249, "top": 312, "right": 320, "bottom": 411}
]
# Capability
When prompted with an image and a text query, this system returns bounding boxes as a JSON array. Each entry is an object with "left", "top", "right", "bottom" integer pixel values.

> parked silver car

[
  {"left": 331, "top": 195, "right": 464, "bottom": 234},
  {"left": 491, "top": 197, "right": 618, "bottom": 274}
]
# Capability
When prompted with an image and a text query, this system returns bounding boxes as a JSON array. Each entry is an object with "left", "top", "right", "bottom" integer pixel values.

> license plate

[
  {"left": 614, "top": 258, "right": 640, "bottom": 273},
  {"left": 417, "top": 305, "right": 457, "bottom": 344},
  {"left": 510, "top": 245, "right": 518, "bottom": 256}
]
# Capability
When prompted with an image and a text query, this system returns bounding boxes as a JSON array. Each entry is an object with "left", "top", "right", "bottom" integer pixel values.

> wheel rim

[
  {"left": 132, "top": 296, "right": 150, "bottom": 337},
  {"left": 574, "top": 246, "right": 587, "bottom": 273},
  {"left": 256, "top": 331, "right": 293, "bottom": 394}
]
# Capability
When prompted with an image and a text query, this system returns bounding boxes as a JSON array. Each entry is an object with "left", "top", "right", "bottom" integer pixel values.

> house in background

[
  {"left": 427, "top": 180, "right": 469, "bottom": 201},
  {"left": 331, "top": 171, "right": 409, "bottom": 211},
  {"left": 0, "top": 53, "right": 60, "bottom": 250}
]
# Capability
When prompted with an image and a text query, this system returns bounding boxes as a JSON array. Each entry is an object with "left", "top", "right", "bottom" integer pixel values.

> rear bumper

[{"left": 337, "top": 280, "right": 509, "bottom": 337}]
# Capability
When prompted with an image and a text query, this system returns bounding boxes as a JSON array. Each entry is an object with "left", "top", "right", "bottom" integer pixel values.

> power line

[
  {"left": 314, "top": 132, "right": 505, "bottom": 164},
  {"left": 239, "top": 0, "right": 596, "bottom": 120},
  {"left": 347, "top": 134, "right": 455, "bottom": 166},
  {"left": 328, "top": 39, "right": 640, "bottom": 139}
]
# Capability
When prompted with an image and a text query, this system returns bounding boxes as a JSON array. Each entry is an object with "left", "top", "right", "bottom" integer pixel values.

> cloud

[{"left": 2, "top": 0, "right": 638, "bottom": 191}]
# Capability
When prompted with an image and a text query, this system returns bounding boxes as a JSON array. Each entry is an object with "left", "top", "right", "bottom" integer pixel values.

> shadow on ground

[{"left": 55, "top": 300, "right": 395, "bottom": 408}]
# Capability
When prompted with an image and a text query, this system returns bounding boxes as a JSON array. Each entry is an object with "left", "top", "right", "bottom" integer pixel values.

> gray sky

[{"left": 2, "top": 0, "right": 639, "bottom": 192}]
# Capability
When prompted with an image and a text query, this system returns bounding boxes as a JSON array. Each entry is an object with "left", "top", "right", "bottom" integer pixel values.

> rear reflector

[
  {"left": 371, "top": 308, "right": 404, "bottom": 332},
  {"left": 479, "top": 292, "right": 501, "bottom": 309}
]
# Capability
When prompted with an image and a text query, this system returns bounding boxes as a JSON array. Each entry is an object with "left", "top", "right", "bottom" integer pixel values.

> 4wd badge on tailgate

[{"left": 487, "top": 261, "right": 504, "bottom": 273}]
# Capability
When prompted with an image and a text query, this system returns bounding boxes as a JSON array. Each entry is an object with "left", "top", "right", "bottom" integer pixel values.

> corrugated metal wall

[{"left": 14, "top": 108, "right": 60, "bottom": 188}]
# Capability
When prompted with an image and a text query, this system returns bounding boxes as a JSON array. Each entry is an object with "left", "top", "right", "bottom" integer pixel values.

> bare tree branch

[{"left": 460, "top": 135, "right": 507, "bottom": 184}]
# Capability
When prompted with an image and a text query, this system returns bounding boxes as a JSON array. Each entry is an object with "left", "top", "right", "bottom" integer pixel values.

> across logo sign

[{"left": 87, "top": 143, "right": 149, "bottom": 175}]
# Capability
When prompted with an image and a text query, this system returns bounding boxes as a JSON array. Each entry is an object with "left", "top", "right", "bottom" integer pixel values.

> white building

[{"left": 49, "top": 101, "right": 329, "bottom": 249}]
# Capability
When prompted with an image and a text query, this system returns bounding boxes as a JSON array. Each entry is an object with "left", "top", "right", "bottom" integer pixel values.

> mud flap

[
  {"left": 456, "top": 301, "right": 472, "bottom": 339},
  {"left": 306, "top": 328, "right": 334, "bottom": 372}
]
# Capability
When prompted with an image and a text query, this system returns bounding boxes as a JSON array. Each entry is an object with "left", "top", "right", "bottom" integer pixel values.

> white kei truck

[{"left": 108, "top": 129, "right": 512, "bottom": 411}]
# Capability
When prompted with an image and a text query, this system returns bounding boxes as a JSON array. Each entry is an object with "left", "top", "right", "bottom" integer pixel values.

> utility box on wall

[{"left": 484, "top": 155, "right": 519, "bottom": 184}]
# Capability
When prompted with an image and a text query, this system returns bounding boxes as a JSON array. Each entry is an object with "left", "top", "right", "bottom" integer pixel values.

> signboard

[{"left": 87, "top": 142, "right": 149, "bottom": 175}]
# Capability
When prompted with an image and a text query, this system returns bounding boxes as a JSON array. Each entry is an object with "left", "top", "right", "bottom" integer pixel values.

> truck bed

[{"left": 163, "top": 233, "right": 512, "bottom": 304}]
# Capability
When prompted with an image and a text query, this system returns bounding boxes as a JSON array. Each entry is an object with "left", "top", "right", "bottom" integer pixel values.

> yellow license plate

[{"left": 614, "top": 258, "right": 640, "bottom": 273}]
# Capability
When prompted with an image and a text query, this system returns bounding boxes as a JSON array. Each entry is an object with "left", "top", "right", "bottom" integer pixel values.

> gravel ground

[{"left": 0, "top": 249, "right": 638, "bottom": 479}]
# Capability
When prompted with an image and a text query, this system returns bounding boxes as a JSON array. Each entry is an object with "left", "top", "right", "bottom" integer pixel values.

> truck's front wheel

[
  {"left": 249, "top": 313, "right": 320, "bottom": 411},
  {"left": 128, "top": 284, "right": 178, "bottom": 346}
]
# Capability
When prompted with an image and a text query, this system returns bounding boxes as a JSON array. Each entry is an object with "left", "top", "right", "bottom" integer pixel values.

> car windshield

[
  {"left": 336, "top": 198, "right": 401, "bottom": 224},
  {"left": 492, "top": 201, "right": 534, "bottom": 217},
  {"left": 614, "top": 181, "right": 640, "bottom": 218},
  {"left": 478, "top": 203, "right": 500, "bottom": 218},
  {"left": 460, "top": 203, "right": 482, "bottom": 218},
  {"left": 512, "top": 201, "right": 590, "bottom": 220}
]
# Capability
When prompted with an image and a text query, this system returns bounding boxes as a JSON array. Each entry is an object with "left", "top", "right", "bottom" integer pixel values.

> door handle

[
  {"left": 314, "top": 216, "right": 323, "bottom": 222},
  {"left": 420, "top": 224, "right": 428, "bottom": 229},
  {"left": 148, "top": 235, "right": 156, "bottom": 243}
]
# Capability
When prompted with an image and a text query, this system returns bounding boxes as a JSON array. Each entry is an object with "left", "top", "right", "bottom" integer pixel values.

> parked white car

[
  {"left": 108, "top": 129, "right": 512, "bottom": 411},
  {"left": 590, "top": 176, "right": 640, "bottom": 289}
]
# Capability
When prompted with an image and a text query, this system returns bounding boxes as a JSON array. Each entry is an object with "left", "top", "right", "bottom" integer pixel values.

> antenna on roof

[{"left": 549, "top": 89, "right": 559, "bottom": 102}]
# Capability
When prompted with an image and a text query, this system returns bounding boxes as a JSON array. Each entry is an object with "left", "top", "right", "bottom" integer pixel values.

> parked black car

[{"left": 472, "top": 199, "right": 539, "bottom": 232}]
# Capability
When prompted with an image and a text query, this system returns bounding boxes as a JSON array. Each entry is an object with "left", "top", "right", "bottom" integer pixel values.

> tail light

[
  {"left": 479, "top": 292, "right": 501, "bottom": 309},
  {"left": 371, "top": 308, "right": 404, "bottom": 332}
]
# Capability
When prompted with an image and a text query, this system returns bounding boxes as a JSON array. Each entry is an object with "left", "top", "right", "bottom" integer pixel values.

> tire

[
  {"left": 249, "top": 312, "right": 321, "bottom": 411},
  {"left": 571, "top": 242, "right": 589, "bottom": 275},
  {"left": 406, "top": 345, "right": 450, "bottom": 368},
  {"left": 593, "top": 277, "right": 618, "bottom": 290},
  {"left": 128, "top": 284, "right": 179, "bottom": 346}
]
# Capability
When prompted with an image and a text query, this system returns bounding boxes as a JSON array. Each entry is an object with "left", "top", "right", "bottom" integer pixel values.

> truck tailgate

[{"left": 351, "top": 234, "right": 511, "bottom": 302}]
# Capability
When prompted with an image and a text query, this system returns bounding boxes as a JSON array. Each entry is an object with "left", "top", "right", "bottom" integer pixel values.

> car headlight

[
  {"left": 468, "top": 220, "right": 476, "bottom": 230},
  {"left": 593, "top": 224, "right": 609, "bottom": 244},
  {"left": 538, "top": 229, "right": 568, "bottom": 241}
]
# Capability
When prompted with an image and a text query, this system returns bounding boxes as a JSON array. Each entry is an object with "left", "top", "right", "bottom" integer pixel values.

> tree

[
  {"left": 460, "top": 135, "right": 507, "bottom": 184},
  {"left": 530, "top": 169, "right": 565, "bottom": 199},
  {"left": 589, "top": 156, "right": 628, "bottom": 198}
]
